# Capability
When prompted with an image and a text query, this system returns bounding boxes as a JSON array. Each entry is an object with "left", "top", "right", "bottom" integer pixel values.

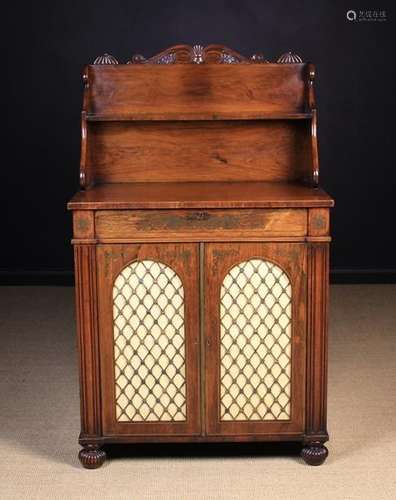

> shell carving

[
  {"left": 192, "top": 45, "right": 204, "bottom": 64},
  {"left": 277, "top": 52, "right": 303, "bottom": 64},
  {"left": 93, "top": 53, "right": 119, "bottom": 65}
]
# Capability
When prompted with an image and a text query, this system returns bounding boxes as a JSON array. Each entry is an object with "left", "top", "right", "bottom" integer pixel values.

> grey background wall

[{"left": 3, "top": 0, "right": 395, "bottom": 283}]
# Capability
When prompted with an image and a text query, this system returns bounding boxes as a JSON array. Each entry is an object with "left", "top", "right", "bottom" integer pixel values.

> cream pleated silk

[
  {"left": 112, "top": 260, "right": 186, "bottom": 422},
  {"left": 220, "top": 259, "right": 292, "bottom": 421}
]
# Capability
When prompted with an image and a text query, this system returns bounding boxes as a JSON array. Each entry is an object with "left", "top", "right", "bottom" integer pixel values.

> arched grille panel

[
  {"left": 220, "top": 259, "right": 292, "bottom": 421},
  {"left": 112, "top": 260, "right": 186, "bottom": 422}
]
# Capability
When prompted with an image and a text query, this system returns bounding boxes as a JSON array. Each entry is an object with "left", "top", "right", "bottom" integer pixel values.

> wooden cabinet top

[
  {"left": 68, "top": 181, "right": 333, "bottom": 210},
  {"left": 69, "top": 44, "right": 333, "bottom": 209}
]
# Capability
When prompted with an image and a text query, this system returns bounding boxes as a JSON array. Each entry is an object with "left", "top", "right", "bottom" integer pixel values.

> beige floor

[{"left": 0, "top": 285, "right": 395, "bottom": 500}]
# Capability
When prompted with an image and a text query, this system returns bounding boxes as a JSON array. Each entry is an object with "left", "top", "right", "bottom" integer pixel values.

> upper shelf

[
  {"left": 85, "top": 111, "right": 312, "bottom": 122},
  {"left": 85, "top": 64, "right": 311, "bottom": 121},
  {"left": 68, "top": 182, "right": 334, "bottom": 210},
  {"left": 79, "top": 47, "right": 319, "bottom": 189}
]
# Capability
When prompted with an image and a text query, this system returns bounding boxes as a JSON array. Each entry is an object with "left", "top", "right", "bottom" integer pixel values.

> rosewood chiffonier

[{"left": 68, "top": 45, "right": 334, "bottom": 468}]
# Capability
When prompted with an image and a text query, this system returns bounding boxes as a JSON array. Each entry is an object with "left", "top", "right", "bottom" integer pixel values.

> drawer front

[{"left": 95, "top": 209, "right": 307, "bottom": 241}]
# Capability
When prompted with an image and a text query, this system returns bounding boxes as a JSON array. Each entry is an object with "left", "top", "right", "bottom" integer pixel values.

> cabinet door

[
  {"left": 97, "top": 243, "right": 200, "bottom": 436},
  {"left": 205, "top": 243, "right": 306, "bottom": 436}
]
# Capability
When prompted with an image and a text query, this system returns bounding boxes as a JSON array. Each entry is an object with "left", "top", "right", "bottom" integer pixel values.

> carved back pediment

[
  {"left": 93, "top": 45, "right": 303, "bottom": 65},
  {"left": 128, "top": 44, "right": 268, "bottom": 64}
]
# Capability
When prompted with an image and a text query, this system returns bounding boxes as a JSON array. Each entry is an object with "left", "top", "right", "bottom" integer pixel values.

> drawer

[{"left": 95, "top": 209, "right": 307, "bottom": 241}]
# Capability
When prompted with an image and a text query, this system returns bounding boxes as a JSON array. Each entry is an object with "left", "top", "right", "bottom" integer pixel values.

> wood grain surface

[
  {"left": 69, "top": 182, "right": 334, "bottom": 210},
  {"left": 88, "top": 120, "right": 311, "bottom": 184},
  {"left": 95, "top": 209, "right": 307, "bottom": 240},
  {"left": 87, "top": 64, "right": 307, "bottom": 117}
]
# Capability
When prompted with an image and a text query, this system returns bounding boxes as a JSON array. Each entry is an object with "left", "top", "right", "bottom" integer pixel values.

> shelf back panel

[
  {"left": 88, "top": 120, "right": 311, "bottom": 183},
  {"left": 86, "top": 64, "right": 308, "bottom": 117}
]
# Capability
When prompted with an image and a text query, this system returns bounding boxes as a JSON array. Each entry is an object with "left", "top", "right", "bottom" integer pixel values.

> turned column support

[
  {"left": 303, "top": 242, "right": 330, "bottom": 465},
  {"left": 74, "top": 243, "right": 103, "bottom": 467}
]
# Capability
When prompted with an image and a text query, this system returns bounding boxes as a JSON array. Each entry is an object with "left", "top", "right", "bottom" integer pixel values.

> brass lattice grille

[
  {"left": 220, "top": 259, "right": 292, "bottom": 421},
  {"left": 112, "top": 260, "right": 186, "bottom": 422}
]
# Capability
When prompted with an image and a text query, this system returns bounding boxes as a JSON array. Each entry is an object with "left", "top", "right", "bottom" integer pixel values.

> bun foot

[
  {"left": 301, "top": 443, "right": 328, "bottom": 466},
  {"left": 79, "top": 445, "right": 106, "bottom": 469}
]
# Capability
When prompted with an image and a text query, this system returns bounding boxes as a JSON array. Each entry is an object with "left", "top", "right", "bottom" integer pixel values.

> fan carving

[
  {"left": 93, "top": 53, "right": 119, "bottom": 65},
  {"left": 277, "top": 52, "right": 303, "bottom": 64}
]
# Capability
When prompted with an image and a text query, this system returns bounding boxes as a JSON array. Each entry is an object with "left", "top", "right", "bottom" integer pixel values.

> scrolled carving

[
  {"left": 307, "top": 62, "right": 316, "bottom": 109},
  {"left": 158, "top": 52, "right": 177, "bottom": 64},
  {"left": 220, "top": 52, "right": 239, "bottom": 64},
  {"left": 126, "top": 44, "right": 269, "bottom": 64},
  {"left": 93, "top": 53, "right": 119, "bottom": 65},
  {"left": 311, "top": 109, "right": 319, "bottom": 186},
  {"left": 205, "top": 45, "right": 248, "bottom": 64},
  {"left": 277, "top": 52, "right": 303, "bottom": 64},
  {"left": 250, "top": 52, "right": 270, "bottom": 63},
  {"left": 128, "top": 52, "right": 177, "bottom": 65},
  {"left": 126, "top": 54, "right": 144, "bottom": 64}
]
